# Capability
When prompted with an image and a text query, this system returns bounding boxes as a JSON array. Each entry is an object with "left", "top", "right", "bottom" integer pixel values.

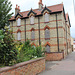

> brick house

[{"left": 9, "top": 0, "right": 71, "bottom": 59}]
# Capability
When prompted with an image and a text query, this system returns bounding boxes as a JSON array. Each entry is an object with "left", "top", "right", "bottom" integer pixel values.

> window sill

[
  {"left": 31, "top": 39, "right": 35, "bottom": 41},
  {"left": 17, "top": 26, "right": 21, "bottom": 27},
  {"left": 30, "top": 24, "right": 34, "bottom": 25},
  {"left": 17, "top": 40, "right": 21, "bottom": 41},
  {"left": 44, "top": 22, "right": 49, "bottom": 23},
  {"left": 45, "top": 38, "right": 50, "bottom": 40}
]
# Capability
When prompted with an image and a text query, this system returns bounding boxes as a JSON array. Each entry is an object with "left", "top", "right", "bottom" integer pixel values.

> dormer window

[
  {"left": 45, "top": 13, "right": 49, "bottom": 22},
  {"left": 30, "top": 16, "right": 34, "bottom": 25},
  {"left": 17, "top": 18, "right": 21, "bottom": 26}
]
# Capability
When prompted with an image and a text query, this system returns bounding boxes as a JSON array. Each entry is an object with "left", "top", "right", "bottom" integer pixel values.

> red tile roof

[{"left": 9, "top": 3, "right": 63, "bottom": 21}]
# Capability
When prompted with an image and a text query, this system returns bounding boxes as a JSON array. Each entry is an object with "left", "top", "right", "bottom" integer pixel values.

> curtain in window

[
  {"left": 45, "top": 29, "right": 50, "bottom": 39},
  {"left": 17, "top": 32, "right": 21, "bottom": 40},
  {"left": 45, "top": 13, "right": 49, "bottom": 22}
]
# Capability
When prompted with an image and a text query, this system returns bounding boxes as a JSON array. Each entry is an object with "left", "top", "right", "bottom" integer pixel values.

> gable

[
  {"left": 41, "top": 6, "right": 51, "bottom": 14},
  {"left": 27, "top": 9, "right": 37, "bottom": 17},
  {"left": 15, "top": 13, "right": 23, "bottom": 18}
]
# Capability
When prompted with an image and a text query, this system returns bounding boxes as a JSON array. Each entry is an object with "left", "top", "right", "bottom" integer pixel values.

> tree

[
  {"left": 0, "top": 0, "right": 13, "bottom": 29},
  {"left": 0, "top": 27, "right": 18, "bottom": 66}
]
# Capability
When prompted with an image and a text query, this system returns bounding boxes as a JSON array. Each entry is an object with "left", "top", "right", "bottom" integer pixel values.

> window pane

[
  {"left": 31, "top": 31, "right": 35, "bottom": 40},
  {"left": 17, "top": 32, "right": 21, "bottom": 40},
  {"left": 45, "top": 29, "right": 50, "bottom": 39},
  {"left": 30, "top": 16, "right": 34, "bottom": 24},
  {"left": 46, "top": 45, "right": 50, "bottom": 52},
  {"left": 45, "top": 13, "right": 49, "bottom": 22},
  {"left": 17, "top": 18, "right": 21, "bottom": 26}
]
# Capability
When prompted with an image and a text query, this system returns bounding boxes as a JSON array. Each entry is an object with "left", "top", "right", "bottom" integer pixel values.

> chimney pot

[
  {"left": 16, "top": 4, "right": 18, "bottom": 8},
  {"left": 15, "top": 4, "right": 20, "bottom": 15},
  {"left": 38, "top": 0, "right": 43, "bottom": 10},
  {"left": 40, "top": 0, "right": 42, "bottom": 3}
]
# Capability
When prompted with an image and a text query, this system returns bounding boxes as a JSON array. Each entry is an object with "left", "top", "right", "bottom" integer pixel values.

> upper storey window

[
  {"left": 17, "top": 18, "right": 21, "bottom": 26},
  {"left": 30, "top": 16, "right": 34, "bottom": 24},
  {"left": 44, "top": 13, "right": 49, "bottom": 22}
]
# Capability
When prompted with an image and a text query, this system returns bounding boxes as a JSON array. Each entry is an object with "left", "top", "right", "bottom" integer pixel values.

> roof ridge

[
  {"left": 20, "top": 3, "right": 63, "bottom": 13},
  {"left": 47, "top": 3, "right": 63, "bottom": 8}
]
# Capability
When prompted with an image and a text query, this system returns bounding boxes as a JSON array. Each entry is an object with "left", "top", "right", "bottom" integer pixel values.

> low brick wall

[
  {"left": 0, "top": 57, "right": 45, "bottom": 75},
  {"left": 45, "top": 52, "right": 64, "bottom": 61}
]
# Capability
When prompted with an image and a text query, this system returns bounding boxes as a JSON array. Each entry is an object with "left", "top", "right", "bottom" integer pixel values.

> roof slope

[{"left": 9, "top": 4, "right": 63, "bottom": 21}]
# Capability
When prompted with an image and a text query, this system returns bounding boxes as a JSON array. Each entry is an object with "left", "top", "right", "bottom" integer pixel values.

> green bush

[
  {"left": 17, "top": 40, "right": 45, "bottom": 63},
  {"left": 35, "top": 46, "right": 45, "bottom": 57},
  {"left": 0, "top": 27, "right": 18, "bottom": 66},
  {"left": 0, "top": 29, "right": 45, "bottom": 66}
]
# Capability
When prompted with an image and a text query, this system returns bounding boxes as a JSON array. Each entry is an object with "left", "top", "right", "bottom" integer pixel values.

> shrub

[
  {"left": 0, "top": 27, "right": 18, "bottom": 66},
  {"left": 0, "top": 28, "right": 44, "bottom": 66},
  {"left": 17, "top": 40, "right": 45, "bottom": 63},
  {"left": 35, "top": 46, "right": 45, "bottom": 57}
]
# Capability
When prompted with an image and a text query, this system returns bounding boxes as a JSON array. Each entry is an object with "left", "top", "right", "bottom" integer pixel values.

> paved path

[{"left": 39, "top": 52, "right": 75, "bottom": 75}]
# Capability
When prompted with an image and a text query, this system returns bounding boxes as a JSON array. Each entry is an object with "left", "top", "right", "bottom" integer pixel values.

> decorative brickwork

[{"left": 0, "top": 57, "right": 45, "bottom": 75}]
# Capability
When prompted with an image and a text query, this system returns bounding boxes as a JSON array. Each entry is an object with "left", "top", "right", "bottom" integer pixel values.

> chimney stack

[
  {"left": 15, "top": 4, "right": 20, "bottom": 15},
  {"left": 38, "top": 0, "right": 43, "bottom": 10}
]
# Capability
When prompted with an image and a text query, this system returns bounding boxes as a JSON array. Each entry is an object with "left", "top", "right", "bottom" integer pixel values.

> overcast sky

[{"left": 9, "top": 0, "right": 75, "bottom": 38}]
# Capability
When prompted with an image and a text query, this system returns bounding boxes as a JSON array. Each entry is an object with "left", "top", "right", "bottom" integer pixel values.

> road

[{"left": 39, "top": 52, "right": 75, "bottom": 75}]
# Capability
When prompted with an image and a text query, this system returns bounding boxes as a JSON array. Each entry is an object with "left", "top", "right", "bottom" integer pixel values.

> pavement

[{"left": 38, "top": 51, "right": 75, "bottom": 75}]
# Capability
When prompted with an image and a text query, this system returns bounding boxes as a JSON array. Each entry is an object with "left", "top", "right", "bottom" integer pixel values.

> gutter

[
  {"left": 38, "top": 16, "right": 41, "bottom": 45},
  {"left": 25, "top": 19, "right": 26, "bottom": 42}
]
